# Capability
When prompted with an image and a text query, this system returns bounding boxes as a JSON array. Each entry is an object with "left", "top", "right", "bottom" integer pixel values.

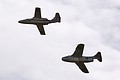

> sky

[{"left": 0, "top": 0, "right": 120, "bottom": 80}]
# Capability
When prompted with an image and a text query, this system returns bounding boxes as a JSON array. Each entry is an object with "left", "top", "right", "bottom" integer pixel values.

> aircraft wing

[
  {"left": 71, "top": 44, "right": 84, "bottom": 57},
  {"left": 36, "top": 24, "right": 45, "bottom": 35},
  {"left": 75, "top": 62, "right": 89, "bottom": 73},
  {"left": 34, "top": 7, "right": 41, "bottom": 18}
]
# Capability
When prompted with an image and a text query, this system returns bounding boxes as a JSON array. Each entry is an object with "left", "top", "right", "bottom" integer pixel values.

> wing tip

[
  {"left": 83, "top": 70, "right": 89, "bottom": 73},
  {"left": 78, "top": 44, "right": 85, "bottom": 47},
  {"left": 76, "top": 44, "right": 85, "bottom": 49},
  {"left": 35, "top": 7, "right": 41, "bottom": 9},
  {"left": 40, "top": 31, "right": 46, "bottom": 35}
]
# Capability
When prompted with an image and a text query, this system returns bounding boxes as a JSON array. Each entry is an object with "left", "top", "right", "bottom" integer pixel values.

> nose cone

[
  {"left": 18, "top": 20, "right": 25, "bottom": 23},
  {"left": 62, "top": 57, "right": 67, "bottom": 61},
  {"left": 62, "top": 57, "right": 65, "bottom": 61},
  {"left": 18, "top": 20, "right": 22, "bottom": 23},
  {"left": 18, "top": 19, "right": 29, "bottom": 24}
]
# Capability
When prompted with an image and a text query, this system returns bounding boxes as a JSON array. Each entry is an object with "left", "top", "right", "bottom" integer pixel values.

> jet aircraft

[
  {"left": 18, "top": 7, "right": 61, "bottom": 35},
  {"left": 62, "top": 44, "right": 102, "bottom": 73}
]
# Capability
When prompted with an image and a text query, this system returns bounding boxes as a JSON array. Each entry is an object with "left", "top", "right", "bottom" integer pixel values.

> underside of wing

[
  {"left": 36, "top": 24, "right": 45, "bottom": 35},
  {"left": 71, "top": 44, "right": 84, "bottom": 57},
  {"left": 75, "top": 62, "right": 89, "bottom": 73},
  {"left": 34, "top": 7, "right": 41, "bottom": 18}
]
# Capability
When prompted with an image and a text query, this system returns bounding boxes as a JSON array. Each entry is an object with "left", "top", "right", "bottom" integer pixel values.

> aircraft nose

[
  {"left": 18, "top": 20, "right": 27, "bottom": 23},
  {"left": 18, "top": 20, "right": 23, "bottom": 23},
  {"left": 19, "top": 19, "right": 26, "bottom": 23},
  {"left": 62, "top": 57, "right": 65, "bottom": 61},
  {"left": 62, "top": 57, "right": 67, "bottom": 61}
]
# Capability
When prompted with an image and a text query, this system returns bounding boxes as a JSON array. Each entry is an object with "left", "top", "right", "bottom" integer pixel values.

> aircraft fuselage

[
  {"left": 62, "top": 56, "right": 94, "bottom": 63},
  {"left": 19, "top": 18, "right": 52, "bottom": 25}
]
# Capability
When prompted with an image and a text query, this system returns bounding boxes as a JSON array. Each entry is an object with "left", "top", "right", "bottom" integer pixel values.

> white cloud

[{"left": 0, "top": 0, "right": 120, "bottom": 80}]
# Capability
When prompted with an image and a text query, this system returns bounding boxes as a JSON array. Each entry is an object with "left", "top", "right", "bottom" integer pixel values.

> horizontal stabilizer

[{"left": 94, "top": 52, "right": 102, "bottom": 62}]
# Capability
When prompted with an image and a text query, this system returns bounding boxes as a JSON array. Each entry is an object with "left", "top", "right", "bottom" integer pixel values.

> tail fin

[
  {"left": 50, "top": 13, "right": 61, "bottom": 23},
  {"left": 94, "top": 52, "right": 102, "bottom": 62}
]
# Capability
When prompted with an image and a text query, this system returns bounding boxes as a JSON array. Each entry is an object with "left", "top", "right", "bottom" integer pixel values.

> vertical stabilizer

[
  {"left": 94, "top": 52, "right": 102, "bottom": 62},
  {"left": 50, "top": 13, "right": 61, "bottom": 23}
]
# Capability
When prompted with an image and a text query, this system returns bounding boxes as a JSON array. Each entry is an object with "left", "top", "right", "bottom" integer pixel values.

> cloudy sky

[{"left": 0, "top": 0, "right": 120, "bottom": 80}]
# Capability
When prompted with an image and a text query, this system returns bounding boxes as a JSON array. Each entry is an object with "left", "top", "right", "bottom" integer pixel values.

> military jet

[
  {"left": 18, "top": 7, "right": 61, "bottom": 35},
  {"left": 62, "top": 44, "right": 102, "bottom": 73}
]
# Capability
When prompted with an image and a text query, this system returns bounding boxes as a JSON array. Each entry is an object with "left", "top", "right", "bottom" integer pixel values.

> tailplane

[
  {"left": 50, "top": 13, "right": 61, "bottom": 23},
  {"left": 94, "top": 52, "right": 102, "bottom": 62}
]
